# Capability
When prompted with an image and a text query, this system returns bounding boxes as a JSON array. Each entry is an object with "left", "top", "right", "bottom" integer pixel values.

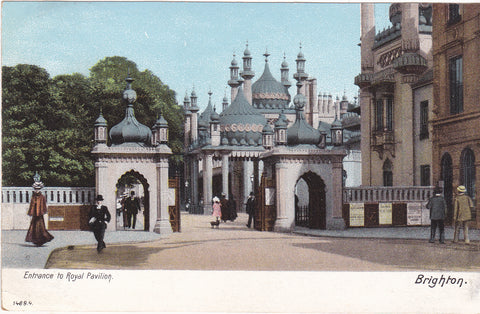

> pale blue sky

[{"left": 2, "top": 1, "right": 390, "bottom": 111}]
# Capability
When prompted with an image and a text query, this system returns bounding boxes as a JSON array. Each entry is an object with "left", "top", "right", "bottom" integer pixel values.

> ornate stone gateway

[{"left": 294, "top": 172, "right": 326, "bottom": 229}]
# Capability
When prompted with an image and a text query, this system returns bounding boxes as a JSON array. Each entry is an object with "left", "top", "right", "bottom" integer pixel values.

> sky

[{"left": 2, "top": 1, "right": 391, "bottom": 112}]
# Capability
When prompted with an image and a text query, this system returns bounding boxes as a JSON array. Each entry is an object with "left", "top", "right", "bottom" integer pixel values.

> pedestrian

[
  {"left": 453, "top": 185, "right": 474, "bottom": 244},
  {"left": 212, "top": 196, "right": 221, "bottom": 223},
  {"left": 426, "top": 187, "right": 447, "bottom": 243},
  {"left": 246, "top": 192, "right": 255, "bottom": 228},
  {"left": 124, "top": 191, "right": 141, "bottom": 229},
  {"left": 229, "top": 194, "right": 238, "bottom": 221},
  {"left": 220, "top": 193, "right": 230, "bottom": 222},
  {"left": 25, "top": 173, "right": 54, "bottom": 246},
  {"left": 88, "top": 194, "right": 111, "bottom": 253}
]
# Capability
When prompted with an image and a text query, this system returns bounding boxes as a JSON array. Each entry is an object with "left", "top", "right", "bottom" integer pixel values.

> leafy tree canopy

[{"left": 2, "top": 57, "right": 184, "bottom": 187}]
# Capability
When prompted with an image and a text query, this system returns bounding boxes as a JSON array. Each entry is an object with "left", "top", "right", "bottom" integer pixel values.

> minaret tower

[
  {"left": 189, "top": 87, "right": 200, "bottom": 143},
  {"left": 241, "top": 42, "right": 255, "bottom": 104},
  {"left": 94, "top": 108, "right": 107, "bottom": 146},
  {"left": 293, "top": 43, "right": 308, "bottom": 96},
  {"left": 183, "top": 91, "right": 191, "bottom": 147},
  {"left": 222, "top": 89, "right": 229, "bottom": 112},
  {"left": 280, "top": 53, "right": 292, "bottom": 91},
  {"left": 228, "top": 53, "right": 240, "bottom": 102}
]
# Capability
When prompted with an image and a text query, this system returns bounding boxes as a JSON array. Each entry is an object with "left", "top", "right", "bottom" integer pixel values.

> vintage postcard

[{"left": 2, "top": 1, "right": 479, "bottom": 312}]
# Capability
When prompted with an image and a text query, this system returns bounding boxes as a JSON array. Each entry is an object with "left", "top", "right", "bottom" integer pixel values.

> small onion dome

[
  {"left": 281, "top": 57, "right": 289, "bottom": 69},
  {"left": 231, "top": 54, "right": 238, "bottom": 66},
  {"left": 318, "top": 120, "right": 330, "bottom": 135},
  {"left": 184, "top": 92, "right": 190, "bottom": 104},
  {"left": 95, "top": 111, "right": 107, "bottom": 127},
  {"left": 252, "top": 58, "right": 290, "bottom": 109},
  {"left": 154, "top": 113, "right": 168, "bottom": 128},
  {"left": 198, "top": 118, "right": 208, "bottom": 130},
  {"left": 332, "top": 117, "right": 342, "bottom": 129},
  {"left": 287, "top": 93, "right": 321, "bottom": 146},
  {"left": 275, "top": 111, "right": 288, "bottom": 128},
  {"left": 262, "top": 122, "right": 273, "bottom": 135},
  {"left": 219, "top": 86, "right": 266, "bottom": 146},
  {"left": 244, "top": 43, "right": 251, "bottom": 57},
  {"left": 123, "top": 77, "right": 137, "bottom": 104},
  {"left": 211, "top": 107, "right": 220, "bottom": 121}
]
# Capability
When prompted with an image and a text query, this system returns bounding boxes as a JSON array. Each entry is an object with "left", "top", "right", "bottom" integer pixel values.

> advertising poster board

[
  {"left": 265, "top": 188, "right": 275, "bottom": 206},
  {"left": 379, "top": 203, "right": 392, "bottom": 225},
  {"left": 407, "top": 202, "right": 423, "bottom": 225},
  {"left": 349, "top": 203, "right": 364, "bottom": 227}
]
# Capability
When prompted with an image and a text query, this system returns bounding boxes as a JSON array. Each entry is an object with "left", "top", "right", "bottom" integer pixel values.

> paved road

[{"left": 43, "top": 213, "right": 479, "bottom": 271}]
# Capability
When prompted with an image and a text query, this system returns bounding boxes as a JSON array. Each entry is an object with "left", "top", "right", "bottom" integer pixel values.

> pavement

[{"left": 2, "top": 212, "right": 479, "bottom": 269}]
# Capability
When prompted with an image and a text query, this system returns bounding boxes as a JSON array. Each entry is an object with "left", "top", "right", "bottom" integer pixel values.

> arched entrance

[
  {"left": 294, "top": 171, "right": 326, "bottom": 229},
  {"left": 116, "top": 170, "right": 150, "bottom": 231}
]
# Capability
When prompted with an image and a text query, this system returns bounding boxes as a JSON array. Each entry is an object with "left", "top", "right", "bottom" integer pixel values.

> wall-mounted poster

[
  {"left": 379, "top": 203, "right": 392, "bottom": 225},
  {"left": 265, "top": 188, "right": 275, "bottom": 206},
  {"left": 407, "top": 202, "right": 423, "bottom": 225},
  {"left": 350, "top": 203, "right": 364, "bottom": 227},
  {"left": 167, "top": 188, "right": 176, "bottom": 207},
  {"left": 421, "top": 202, "right": 430, "bottom": 225}
]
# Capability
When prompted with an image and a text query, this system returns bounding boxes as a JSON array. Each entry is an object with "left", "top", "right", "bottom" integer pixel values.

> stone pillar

[
  {"left": 153, "top": 158, "right": 172, "bottom": 235},
  {"left": 95, "top": 160, "right": 115, "bottom": 231},
  {"left": 191, "top": 157, "right": 199, "bottom": 208},
  {"left": 243, "top": 79, "right": 252, "bottom": 105},
  {"left": 222, "top": 153, "right": 229, "bottom": 197},
  {"left": 243, "top": 160, "right": 254, "bottom": 205},
  {"left": 191, "top": 114, "right": 198, "bottom": 143},
  {"left": 329, "top": 157, "right": 346, "bottom": 230},
  {"left": 274, "top": 162, "right": 289, "bottom": 231},
  {"left": 203, "top": 153, "right": 213, "bottom": 214}
]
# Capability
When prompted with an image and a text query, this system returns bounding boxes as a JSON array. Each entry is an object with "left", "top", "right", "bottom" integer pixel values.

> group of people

[
  {"left": 212, "top": 193, "right": 238, "bottom": 223},
  {"left": 427, "top": 185, "right": 474, "bottom": 244},
  {"left": 120, "top": 191, "right": 142, "bottom": 229},
  {"left": 211, "top": 192, "right": 256, "bottom": 228}
]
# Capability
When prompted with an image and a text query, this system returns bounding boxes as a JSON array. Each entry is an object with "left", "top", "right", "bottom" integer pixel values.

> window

[
  {"left": 383, "top": 159, "right": 393, "bottom": 187},
  {"left": 448, "top": 4, "right": 461, "bottom": 24},
  {"left": 386, "top": 98, "right": 393, "bottom": 131},
  {"left": 420, "top": 101, "right": 429, "bottom": 139},
  {"left": 375, "top": 99, "right": 383, "bottom": 131},
  {"left": 460, "top": 148, "right": 476, "bottom": 198},
  {"left": 420, "top": 165, "right": 431, "bottom": 186},
  {"left": 449, "top": 56, "right": 463, "bottom": 114}
]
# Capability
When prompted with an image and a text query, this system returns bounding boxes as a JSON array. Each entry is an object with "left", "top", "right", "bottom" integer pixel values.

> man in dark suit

[
  {"left": 246, "top": 192, "right": 255, "bottom": 228},
  {"left": 88, "top": 195, "right": 111, "bottom": 253},
  {"left": 124, "top": 191, "right": 141, "bottom": 229}
]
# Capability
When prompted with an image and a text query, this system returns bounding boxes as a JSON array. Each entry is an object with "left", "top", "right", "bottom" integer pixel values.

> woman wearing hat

[
  {"left": 88, "top": 195, "right": 111, "bottom": 252},
  {"left": 453, "top": 185, "right": 474, "bottom": 244},
  {"left": 25, "top": 173, "right": 54, "bottom": 246}
]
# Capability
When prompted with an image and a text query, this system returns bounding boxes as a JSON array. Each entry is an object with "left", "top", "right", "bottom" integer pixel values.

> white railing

[
  {"left": 343, "top": 186, "right": 435, "bottom": 203},
  {"left": 2, "top": 187, "right": 95, "bottom": 205}
]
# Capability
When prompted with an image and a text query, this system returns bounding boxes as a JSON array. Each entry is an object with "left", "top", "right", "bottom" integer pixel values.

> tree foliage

[{"left": 2, "top": 57, "right": 183, "bottom": 187}]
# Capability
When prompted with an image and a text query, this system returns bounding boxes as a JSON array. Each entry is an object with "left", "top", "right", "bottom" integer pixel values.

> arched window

[
  {"left": 383, "top": 159, "right": 393, "bottom": 186},
  {"left": 460, "top": 148, "right": 475, "bottom": 198}
]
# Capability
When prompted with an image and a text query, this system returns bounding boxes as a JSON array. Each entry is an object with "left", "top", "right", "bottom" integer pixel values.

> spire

[
  {"left": 281, "top": 52, "right": 291, "bottom": 89},
  {"left": 263, "top": 48, "right": 270, "bottom": 62},
  {"left": 241, "top": 41, "right": 254, "bottom": 80},
  {"left": 294, "top": 43, "right": 308, "bottom": 82}
]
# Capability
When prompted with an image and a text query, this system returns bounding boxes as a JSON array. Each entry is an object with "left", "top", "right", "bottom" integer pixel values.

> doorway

[
  {"left": 116, "top": 170, "right": 150, "bottom": 231},
  {"left": 294, "top": 171, "right": 326, "bottom": 229}
]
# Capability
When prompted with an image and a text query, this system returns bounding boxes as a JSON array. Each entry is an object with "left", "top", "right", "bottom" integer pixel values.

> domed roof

[
  {"left": 287, "top": 93, "right": 321, "bottom": 146},
  {"left": 281, "top": 55, "right": 289, "bottom": 69},
  {"left": 252, "top": 57, "right": 290, "bottom": 109},
  {"left": 275, "top": 111, "right": 288, "bottom": 128},
  {"left": 219, "top": 87, "right": 266, "bottom": 147},
  {"left": 262, "top": 122, "right": 273, "bottom": 134},
  {"left": 211, "top": 107, "right": 220, "bottom": 121},
  {"left": 109, "top": 77, "right": 152, "bottom": 147},
  {"left": 231, "top": 54, "right": 238, "bottom": 67},
  {"left": 198, "top": 92, "right": 214, "bottom": 125},
  {"left": 243, "top": 43, "right": 251, "bottom": 57},
  {"left": 95, "top": 110, "right": 107, "bottom": 126}
]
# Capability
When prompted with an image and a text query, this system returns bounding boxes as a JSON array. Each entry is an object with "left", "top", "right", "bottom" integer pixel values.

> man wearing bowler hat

[{"left": 88, "top": 194, "right": 111, "bottom": 252}]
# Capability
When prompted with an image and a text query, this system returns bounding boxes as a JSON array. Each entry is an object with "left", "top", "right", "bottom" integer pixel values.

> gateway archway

[
  {"left": 295, "top": 171, "right": 326, "bottom": 229},
  {"left": 116, "top": 170, "right": 150, "bottom": 231}
]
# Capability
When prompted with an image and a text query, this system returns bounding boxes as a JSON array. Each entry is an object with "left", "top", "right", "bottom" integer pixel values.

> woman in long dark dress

[{"left": 25, "top": 174, "right": 54, "bottom": 246}]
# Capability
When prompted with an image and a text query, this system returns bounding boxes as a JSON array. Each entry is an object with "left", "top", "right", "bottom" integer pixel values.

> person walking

[
  {"left": 426, "top": 187, "right": 447, "bottom": 243},
  {"left": 246, "top": 192, "right": 255, "bottom": 228},
  {"left": 212, "top": 196, "right": 222, "bottom": 223},
  {"left": 124, "top": 191, "right": 141, "bottom": 229},
  {"left": 88, "top": 195, "right": 111, "bottom": 253},
  {"left": 25, "top": 173, "right": 54, "bottom": 246},
  {"left": 453, "top": 185, "right": 474, "bottom": 244},
  {"left": 220, "top": 193, "right": 230, "bottom": 222}
]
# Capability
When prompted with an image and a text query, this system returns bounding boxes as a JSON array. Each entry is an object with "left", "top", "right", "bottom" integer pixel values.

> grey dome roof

[
  {"left": 262, "top": 122, "right": 273, "bottom": 134},
  {"left": 219, "top": 87, "right": 266, "bottom": 146},
  {"left": 211, "top": 108, "right": 220, "bottom": 121},
  {"left": 252, "top": 61, "right": 290, "bottom": 109},
  {"left": 287, "top": 93, "right": 320, "bottom": 146},
  {"left": 109, "top": 105, "right": 152, "bottom": 147},
  {"left": 95, "top": 111, "right": 107, "bottom": 126},
  {"left": 109, "top": 77, "right": 152, "bottom": 147}
]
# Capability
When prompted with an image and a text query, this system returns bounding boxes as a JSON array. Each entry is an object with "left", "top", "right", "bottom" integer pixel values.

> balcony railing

[{"left": 343, "top": 186, "right": 435, "bottom": 203}]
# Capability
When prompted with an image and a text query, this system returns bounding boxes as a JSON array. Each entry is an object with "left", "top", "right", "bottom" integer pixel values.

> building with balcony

[{"left": 355, "top": 3, "right": 433, "bottom": 187}]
